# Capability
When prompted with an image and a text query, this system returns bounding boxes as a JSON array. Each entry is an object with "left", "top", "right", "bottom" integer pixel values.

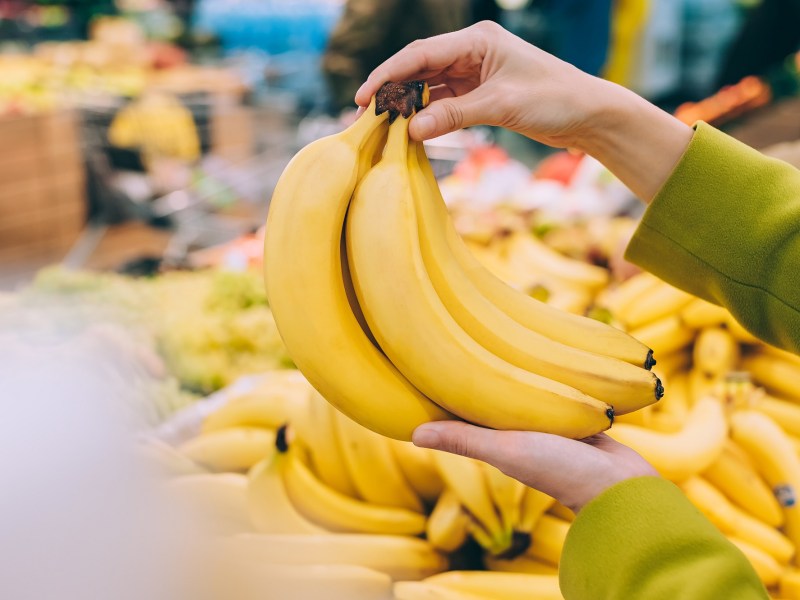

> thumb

[
  {"left": 413, "top": 421, "right": 501, "bottom": 462},
  {"left": 409, "top": 90, "right": 487, "bottom": 141}
]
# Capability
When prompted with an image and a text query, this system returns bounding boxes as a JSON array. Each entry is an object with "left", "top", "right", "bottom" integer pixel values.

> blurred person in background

[{"left": 323, "top": 0, "right": 501, "bottom": 113}]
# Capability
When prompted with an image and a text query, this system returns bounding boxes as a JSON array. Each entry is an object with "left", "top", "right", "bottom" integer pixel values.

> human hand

[
  {"left": 355, "top": 21, "right": 616, "bottom": 149},
  {"left": 412, "top": 421, "right": 658, "bottom": 513}
]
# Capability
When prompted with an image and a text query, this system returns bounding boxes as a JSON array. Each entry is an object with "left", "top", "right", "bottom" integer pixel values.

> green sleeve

[
  {"left": 625, "top": 122, "right": 800, "bottom": 353},
  {"left": 559, "top": 477, "right": 768, "bottom": 600}
]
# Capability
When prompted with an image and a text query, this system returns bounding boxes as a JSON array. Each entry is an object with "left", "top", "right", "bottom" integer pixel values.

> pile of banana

[{"left": 263, "top": 81, "right": 661, "bottom": 443}]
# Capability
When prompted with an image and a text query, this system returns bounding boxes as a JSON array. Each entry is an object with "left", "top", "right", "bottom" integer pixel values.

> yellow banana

[
  {"left": 426, "top": 489, "right": 470, "bottom": 553},
  {"left": 681, "top": 477, "right": 793, "bottom": 563},
  {"left": 731, "top": 411, "right": 800, "bottom": 566},
  {"left": 425, "top": 571, "right": 563, "bottom": 600},
  {"left": 333, "top": 409, "right": 423, "bottom": 512},
  {"left": 517, "top": 487, "right": 556, "bottom": 532},
  {"left": 757, "top": 395, "right": 800, "bottom": 438},
  {"left": 246, "top": 449, "right": 326, "bottom": 535},
  {"left": 135, "top": 437, "right": 207, "bottom": 477},
  {"left": 679, "top": 297, "right": 729, "bottom": 329},
  {"left": 649, "top": 371, "right": 690, "bottom": 433},
  {"left": 178, "top": 427, "right": 275, "bottom": 472},
  {"left": 703, "top": 442, "right": 784, "bottom": 528},
  {"left": 394, "top": 582, "right": 488, "bottom": 600},
  {"left": 482, "top": 463, "right": 527, "bottom": 533},
  {"left": 263, "top": 96, "right": 453, "bottom": 440},
  {"left": 728, "top": 537, "right": 782, "bottom": 587},
  {"left": 618, "top": 280, "right": 695, "bottom": 330},
  {"left": 761, "top": 344, "right": 800, "bottom": 368},
  {"left": 390, "top": 440, "right": 446, "bottom": 505},
  {"left": 295, "top": 390, "right": 359, "bottom": 497},
  {"left": 484, "top": 554, "right": 559, "bottom": 575},
  {"left": 224, "top": 533, "right": 447, "bottom": 582},
  {"left": 725, "top": 316, "right": 761, "bottom": 344},
  {"left": 628, "top": 315, "right": 695, "bottom": 356},
  {"left": 165, "top": 473, "right": 251, "bottom": 535},
  {"left": 347, "top": 118, "right": 613, "bottom": 437},
  {"left": 413, "top": 144, "right": 652, "bottom": 368},
  {"left": 526, "top": 514, "right": 570, "bottom": 566},
  {"left": 741, "top": 353, "right": 800, "bottom": 401},
  {"left": 547, "top": 502, "right": 576, "bottom": 523},
  {"left": 408, "top": 143, "right": 660, "bottom": 414},
  {"left": 597, "top": 271, "right": 661, "bottom": 317},
  {"left": 607, "top": 397, "right": 728, "bottom": 482},
  {"left": 278, "top": 430, "right": 426, "bottom": 535},
  {"left": 651, "top": 349, "right": 692, "bottom": 381},
  {"left": 693, "top": 327, "right": 740, "bottom": 378},
  {"left": 780, "top": 569, "right": 800, "bottom": 600},
  {"left": 431, "top": 451, "right": 509, "bottom": 551}
]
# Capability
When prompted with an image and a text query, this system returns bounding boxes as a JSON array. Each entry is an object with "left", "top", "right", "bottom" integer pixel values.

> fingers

[
  {"left": 355, "top": 26, "right": 487, "bottom": 107},
  {"left": 408, "top": 88, "right": 490, "bottom": 140}
]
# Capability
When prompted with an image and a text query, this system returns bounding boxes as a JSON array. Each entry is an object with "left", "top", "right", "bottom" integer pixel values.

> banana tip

[
  {"left": 495, "top": 531, "right": 532, "bottom": 560},
  {"left": 606, "top": 406, "right": 615, "bottom": 425},
  {"left": 276, "top": 424, "right": 290, "bottom": 453},
  {"left": 644, "top": 350, "right": 656, "bottom": 370},
  {"left": 655, "top": 376, "right": 665, "bottom": 400}
]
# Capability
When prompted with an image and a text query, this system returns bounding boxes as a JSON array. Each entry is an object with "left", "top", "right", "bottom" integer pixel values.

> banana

[
  {"left": 223, "top": 533, "right": 447, "bottom": 581},
  {"left": 278, "top": 429, "right": 426, "bottom": 535},
  {"left": 347, "top": 118, "right": 613, "bottom": 438},
  {"left": 681, "top": 477, "right": 793, "bottom": 563},
  {"left": 467, "top": 518, "right": 512, "bottom": 556},
  {"left": 546, "top": 502, "right": 576, "bottom": 523},
  {"left": 607, "top": 397, "right": 728, "bottom": 482},
  {"left": 431, "top": 451, "right": 509, "bottom": 551},
  {"left": 165, "top": 473, "right": 251, "bottom": 535},
  {"left": 425, "top": 571, "right": 563, "bottom": 600},
  {"left": 408, "top": 143, "right": 661, "bottom": 414},
  {"left": 517, "top": 487, "right": 556, "bottom": 532},
  {"left": 390, "top": 440, "right": 446, "bottom": 504},
  {"left": 426, "top": 489, "right": 470, "bottom": 553},
  {"left": 693, "top": 327, "right": 740, "bottom": 378},
  {"left": 628, "top": 315, "right": 695, "bottom": 356},
  {"left": 780, "top": 569, "right": 800, "bottom": 600},
  {"left": 731, "top": 410, "right": 800, "bottom": 566},
  {"left": 703, "top": 442, "right": 784, "bottom": 528},
  {"left": 263, "top": 95, "right": 453, "bottom": 441},
  {"left": 413, "top": 143, "right": 652, "bottom": 368},
  {"left": 502, "top": 230, "right": 609, "bottom": 292},
  {"left": 651, "top": 349, "right": 692, "bottom": 381},
  {"left": 135, "top": 437, "right": 207, "bottom": 477},
  {"left": 761, "top": 344, "right": 800, "bottom": 368},
  {"left": 741, "top": 353, "right": 800, "bottom": 401},
  {"left": 597, "top": 271, "right": 661, "bottom": 316},
  {"left": 649, "top": 372, "right": 691, "bottom": 433},
  {"left": 725, "top": 316, "right": 761, "bottom": 344},
  {"left": 178, "top": 427, "right": 276, "bottom": 472},
  {"left": 484, "top": 555, "right": 559, "bottom": 576},
  {"left": 221, "top": 563, "right": 393, "bottom": 600},
  {"left": 333, "top": 409, "right": 423, "bottom": 512},
  {"left": 526, "top": 514, "right": 570, "bottom": 566},
  {"left": 246, "top": 450, "right": 326, "bottom": 535},
  {"left": 482, "top": 464, "right": 527, "bottom": 533},
  {"left": 679, "top": 297, "right": 729, "bottom": 329},
  {"left": 758, "top": 395, "right": 800, "bottom": 438},
  {"left": 620, "top": 280, "right": 695, "bottom": 330},
  {"left": 394, "top": 582, "right": 488, "bottom": 600},
  {"left": 728, "top": 537, "right": 782, "bottom": 587},
  {"left": 295, "top": 390, "right": 359, "bottom": 497}
]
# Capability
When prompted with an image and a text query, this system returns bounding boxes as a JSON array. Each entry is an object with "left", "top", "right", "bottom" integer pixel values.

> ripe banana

[
  {"left": 408, "top": 142, "right": 660, "bottom": 414},
  {"left": 741, "top": 353, "right": 800, "bottom": 401},
  {"left": 526, "top": 514, "right": 570, "bottom": 566},
  {"left": 693, "top": 327, "right": 740, "bottom": 378},
  {"left": 546, "top": 502, "right": 576, "bottom": 523},
  {"left": 246, "top": 451, "right": 325, "bottom": 535},
  {"left": 165, "top": 473, "right": 252, "bottom": 535},
  {"left": 178, "top": 427, "right": 275, "bottom": 472},
  {"left": 412, "top": 143, "right": 652, "bottom": 368},
  {"left": 295, "top": 390, "right": 359, "bottom": 497},
  {"left": 482, "top": 464, "right": 527, "bottom": 533},
  {"left": 728, "top": 537, "right": 782, "bottom": 587},
  {"left": 390, "top": 440, "right": 446, "bottom": 505},
  {"left": 278, "top": 431, "right": 426, "bottom": 535},
  {"left": 725, "top": 316, "right": 761, "bottom": 344},
  {"left": 780, "top": 568, "right": 800, "bottom": 600},
  {"left": 648, "top": 372, "right": 690, "bottom": 433},
  {"left": 425, "top": 571, "right": 563, "bottom": 600},
  {"left": 731, "top": 410, "right": 800, "bottom": 566},
  {"left": 758, "top": 394, "right": 800, "bottom": 438},
  {"left": 484, "top": 555, "right": 559, "bottom": 576},
  {"left": 597, "top": 271, "right": 661, "bottom": 316},
  {"left": 681, "top": 476, "right": 793, "bottom": 563},
  {"left": 333, "top": 409, "right": 423, "bottom": 512},
  {"left": 607, "top": 397, "right": 728, "bottom": 482},
  {"left": 426, "top": 489, "right": 470, "bottom": 553},
  {"left": 263, "top": 96, "right": 453, "bottom": 440},
  {"left": 679, "top": 298, "right": 728, "bottom": 329},
  {"left": 651, "top": 349, "right": 692, "bottom": 381},
  {"left": 394, "top": 582, "right": 488, "bottom": 600},
  {"left": 431, "top": 451, "right": 509, "bottom": 551},
  {"left": 223, "top": 533, "right": 447, "bottom": 581},
  {"left": 703, "top": 442, "right": 784, "bottom": 528},
  {"left": 620, "top": 280, "right": 695, "bottom": 330},
  {"left": 347, "top": 118, "right": 613, "bottom": 437},
  {"left": 517, "top": 487, "right": 556, "bottom": 532},
  {"left": 628, "top": 315, "right": 695, "bottom": 356}
]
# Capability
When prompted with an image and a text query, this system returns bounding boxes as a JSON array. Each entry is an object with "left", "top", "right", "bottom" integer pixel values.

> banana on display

[
  {"left": 390, "top": 439, "right": 446, "bottom": 505},
  {"left": 484, "top": 554, "right": 559, "bottom": 576},
  {"left": 425, "top": 571, "right": 563, "bottom": 600},
  {"left": 165, "top": 473, "right": 252, "bottom": 536},
  {"left": 426, "top": 489, "right": 470, "bottom": 553},
  {"left": 178, "top": 427, "right": 276, "bottom": 472}
]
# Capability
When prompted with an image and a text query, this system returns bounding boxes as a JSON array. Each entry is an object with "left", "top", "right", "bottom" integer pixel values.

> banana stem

[{"left": 341, "top": 96, "right": 386, "bottom": 148}]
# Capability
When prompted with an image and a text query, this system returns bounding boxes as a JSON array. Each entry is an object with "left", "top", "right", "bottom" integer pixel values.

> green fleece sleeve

[
  {"left": 559, "top": 477, "right": 768, "bottom": 600},
  {"left": 625, "top": 122, "right": 800, "bottom": 353}
]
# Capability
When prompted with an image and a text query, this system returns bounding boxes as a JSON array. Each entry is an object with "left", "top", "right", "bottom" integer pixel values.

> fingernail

[
  {"left": 412, "top": 114, "right": 435, "bottom": 139},
  {"left": 412, "top": 425, "right": 442, "bottom": 449}
]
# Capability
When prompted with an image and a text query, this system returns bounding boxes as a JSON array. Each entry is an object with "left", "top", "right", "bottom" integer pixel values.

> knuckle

[
  {"left": 440, "top": 101, "right": 464, "bottom": 131},
  {"left": 447, "top": 436, "right": 473, "bottom": 458},
  {"left": 474, "top": 20, "right": 500, "bottom": 35}
]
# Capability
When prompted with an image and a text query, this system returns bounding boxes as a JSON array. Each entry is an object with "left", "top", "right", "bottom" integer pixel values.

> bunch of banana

[{"left": 265, "top": 81, "right": 663, "bottom": 442}]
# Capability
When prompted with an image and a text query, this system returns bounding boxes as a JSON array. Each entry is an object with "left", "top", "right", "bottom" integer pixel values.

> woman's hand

[
  {"left": 356, "top": 22, "right": 693, "bottom": 201},
  {"left": 413, "top": 421, "right": 658, "bottom": 513}
]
